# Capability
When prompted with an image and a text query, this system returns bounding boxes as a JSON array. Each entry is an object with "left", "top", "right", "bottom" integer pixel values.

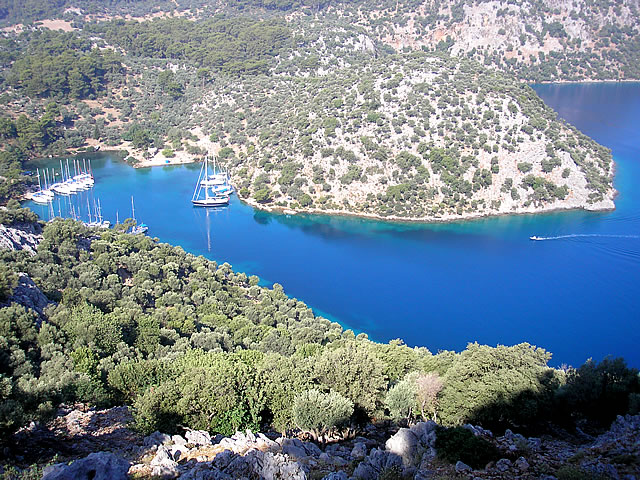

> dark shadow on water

[{"left": 253, "top": 210, "right": 272, "bottom": 225}]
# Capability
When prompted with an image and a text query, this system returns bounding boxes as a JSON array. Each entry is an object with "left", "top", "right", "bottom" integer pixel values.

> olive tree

[{"left": 292, "top": 389, "right": 353, "bottom": 442}]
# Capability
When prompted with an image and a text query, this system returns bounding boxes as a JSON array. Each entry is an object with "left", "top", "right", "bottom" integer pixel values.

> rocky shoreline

[{"left": 240, "top": 195, "right": 616, "bottom": 225}]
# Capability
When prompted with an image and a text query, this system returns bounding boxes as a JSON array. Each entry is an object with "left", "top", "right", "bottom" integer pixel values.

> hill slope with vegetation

[
  {"left": 2, "top": 0, "right": 639, "bottom": 82},
  {"left": 0, "top": 209, "right": 639, "bottom": 478},
  {"left": 1, "top": 209, "right": 638, "bottom": 441},
  {"left": 0, "top": 15, "right": 617, "bottom": 219}
]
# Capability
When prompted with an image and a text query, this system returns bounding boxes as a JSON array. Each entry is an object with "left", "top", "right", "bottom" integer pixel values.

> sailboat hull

[
  {"left": 192, "top": 155, "right": 233, "bottom": 207},
  {"left": 192, "top": 197, "right": 230, "bottom": 207}
]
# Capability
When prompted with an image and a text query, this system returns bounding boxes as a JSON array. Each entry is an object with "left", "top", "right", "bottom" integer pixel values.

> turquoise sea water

[{"left": 25, "top": 83, "right": 640, "bottom": 367}]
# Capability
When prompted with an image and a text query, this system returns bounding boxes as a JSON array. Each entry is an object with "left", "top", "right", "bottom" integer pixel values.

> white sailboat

[
  {"left": 192, "top": 156, "right": 231, "bottom": 207},
  {"left": 39, "top": 169, "right": 55, "bottom": 199},
  {"left": 29, "top": 169, "right": 52, "bottom": 204},
  {"left": 96, "top": 199, "right": 110, "bottom": 228},
  {"left": 130, "top": 196, "right": 148, "bottom": 234}
]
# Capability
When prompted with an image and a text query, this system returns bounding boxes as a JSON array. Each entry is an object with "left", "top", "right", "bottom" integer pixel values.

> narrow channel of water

[{"left": 25, "top": 83, "right": 640, "bottom": 367}]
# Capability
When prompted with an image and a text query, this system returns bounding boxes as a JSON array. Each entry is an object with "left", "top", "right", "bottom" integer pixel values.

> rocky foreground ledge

[{"left": 6, "top": 406, "right": 639, "bottom": 480}]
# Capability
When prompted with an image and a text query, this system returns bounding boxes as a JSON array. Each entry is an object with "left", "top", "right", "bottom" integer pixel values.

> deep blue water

[{"left": 25, "top": 83, "right": 640, "bottom": 367}]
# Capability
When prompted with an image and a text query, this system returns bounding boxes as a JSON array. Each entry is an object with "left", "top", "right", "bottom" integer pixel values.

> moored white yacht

[{"left": 192, "top": 156, "right": 231, "bottom": 207}]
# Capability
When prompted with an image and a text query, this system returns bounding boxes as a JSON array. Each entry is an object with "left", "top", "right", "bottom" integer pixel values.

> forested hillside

[
  {"left": 2, "top": 0, "right": 638, "bottom": 82},
  {"left": 0, "top": 13, "right": 617, "bottom": 219},
  {"left": 1, "top": 209, "right": 638, "bottom": 444}
]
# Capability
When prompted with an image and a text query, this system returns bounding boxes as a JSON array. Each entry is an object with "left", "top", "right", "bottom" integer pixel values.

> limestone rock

[
  {"left": 352, "top": 448, "right": 403, "bottom": 479},
  {"left": 151, "top": 464, "right": 180, "bottom": 479},
  {"left": 217, "top": 430, "right": 277, "bottom": 454},
  {"left": 495, "top": 458, "right": 512, "bottom": 472},
  {"left": 151, "top": 445, "right": 178, "bottom": 468},
  {"left": 144, "top": 431, "right": 171, "bottom": 447},
  {"left": 462, "top": 424, "right": 492, "bottom": 437},
  {"left": 455, "top": 460, "right": 472, "bottom": 473},
  {"left": 41, "top": 452, "right": 129, "bottom": 480},
  {"left": 0, "top": 223, "right": 42, "bottom": 255},
  {"left": 5, "top": 273, "right": 52, "bottom": 319},
  {"left": 280, "top": 438, "right": 321, "bottom": 459},
  {"left": 385, "top": 428, "right": 419, "bottom": 466},
  {"left": 351, "top": 442, "right": 367, "bottom": 460},
  {"left": 186, "top": 429, "right": 212, "bottom": 446},
  {"left": 256, "top": 433, "right": 279, "bottom": 450},
  {"left": 212, "top": 450, "right": 234, "bottom": 470},
  {"left": 246, "top": 450, "right": 307, "bottom": 480},
  {"left": 172, "top": 434, "right": 187, "bottom": 446},
  {"left": 411, "top": 421, "right": 438, "bottom": 444},
  {"left": 322, "top": 471, "right": 348, "bottom": 480},
  {"left": 421, "top": 446, "right": 437, "bottom": 463},
  {"left": 582, "top": 461, "right": 620, "bottom": 480},
  {"left": 325, "top": 443, "right": 351, "bottom": 459},
  {"left": 515, "top": 456, "right": 529, "bottom": 471},
  {"left": 527, "top": 437, "right": 542, "bottom": 452},
  {"left": 281, "top": 439, "right": 308, "bottom": 460},
  {"left": 178, "top": 464, "right": 231, "bottom": 480},
  {"left": 385, "top": 421, "right": 437, "bottom": 467}
]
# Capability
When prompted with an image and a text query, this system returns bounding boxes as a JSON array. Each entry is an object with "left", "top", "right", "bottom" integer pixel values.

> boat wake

[{"left": 530, "top": 234, "right": 640, "bottom": 241}]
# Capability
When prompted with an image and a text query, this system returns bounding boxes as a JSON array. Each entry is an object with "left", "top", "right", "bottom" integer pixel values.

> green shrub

[
  {"left": 386, "top": 373, "right": 418, "bottom": 421},
  {"left": 556, "top": 465, "right": 611, "bottom": 480},
  {"left": 293, "top": 389, "right": 353, "bottom": 442},
  {"left": 556, "top": 357, "right": 640, "bottom": 426},
  {"left": 435, "top": 426, "right": 500, "bottom": 469},
  {"left": 0, "top": 264, "right": 17, "bottom": 302},
  {"left": 517, "top": 162, "right": 532, "bottom": 173}
]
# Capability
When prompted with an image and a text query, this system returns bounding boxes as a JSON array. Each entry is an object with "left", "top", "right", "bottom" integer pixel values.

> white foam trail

[{"left": 532, "top": 234, "right": 640, "bottom": 241}]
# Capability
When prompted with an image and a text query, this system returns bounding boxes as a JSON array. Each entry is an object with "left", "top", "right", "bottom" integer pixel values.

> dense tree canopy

[
  {"left": 3, "top": 29, "right": 122, "bottom": 99},
  {"left": 89, "top": 17, "right": 290, "bottom": 75}
]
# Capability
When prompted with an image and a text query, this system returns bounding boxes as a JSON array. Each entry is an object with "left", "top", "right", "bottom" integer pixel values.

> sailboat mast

[
  {"left": 192, "top": 160, "right": 204, "bottom": 201},
  {"left": 204, "top": 157, "right": 210, "bottom": 201}
]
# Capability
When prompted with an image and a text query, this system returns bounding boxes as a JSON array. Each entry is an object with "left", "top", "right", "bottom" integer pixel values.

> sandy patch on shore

[
  {"left": 134, "top": 149, "right": 198, "bottom": 168},
  {"left": 37, "top": 19, "right": 75, "bottom": 31}
]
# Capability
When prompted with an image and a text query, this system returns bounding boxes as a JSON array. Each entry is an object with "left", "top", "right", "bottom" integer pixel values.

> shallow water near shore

[{"left": 26, "top": 83, "right": 640, "bottom": 367}]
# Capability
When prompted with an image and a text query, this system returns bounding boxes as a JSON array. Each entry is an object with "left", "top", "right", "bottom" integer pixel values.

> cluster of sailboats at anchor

[
  {"left": 35, "top": 190, "right": 148, "bottom": 235},
  {"left": 192, "top": 156, "right": 234, "bottom": 207},
  {"left": 26, "top": 158, "right": 149, "bottom": 234},
  {"left": 26, "top": 159, "right": 95, "bottom": 205}
]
